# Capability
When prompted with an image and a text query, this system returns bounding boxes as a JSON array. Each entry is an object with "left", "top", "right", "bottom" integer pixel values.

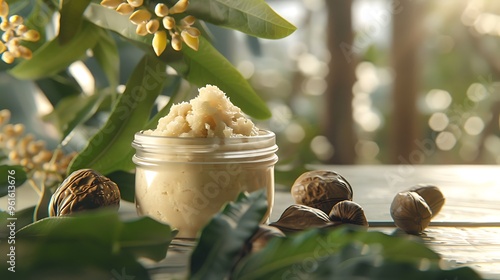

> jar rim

[
  {"left": 134, "top": 129, "right": 275, "bottom": 143},
  {"left": 132, "top": 129, "right": 278, "bottom": 158}
]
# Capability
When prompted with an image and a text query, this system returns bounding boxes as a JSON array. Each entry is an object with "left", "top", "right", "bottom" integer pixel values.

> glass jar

[{"left": 132, "top": 130, "right": 278, "bottom": 238}]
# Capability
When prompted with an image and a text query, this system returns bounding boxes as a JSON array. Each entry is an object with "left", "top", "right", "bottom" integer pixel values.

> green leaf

[
  {"left": 120, "top": 216, "right": 177, "bottom": 261},
  {"left": 0, "top": 165, "right": 27, "bottom": 197},
  {"left": 68, "top": 55, "right": 167, "bottom": 175},
  {"left": 178, "top": 37, "right": 271, "bottom": 119},
  {"left": 43, "top": 92, "right": 107, "bottom": 142},
  {"left": 84, "top": 3, "right": 151, "bottom": 45},
  {"left": 0, "top": 206, "right": 35, "bottom": 238},
  {"left": 59, "top": 0, "right": 92, "bottom": 45},
  {"left": 93, "top": 29, "right": 120, "bottom": 87},
  {"left": 106, "top": 171, "right": 135, "bottom": 202},
  {"left": 189, "top": 190, "right": 268, "bottom": 280},
  {"left": 232, "top": 227, "right": 482, "bottom": 280},
  {"left": 188, "top": 0, "right": 296, "bottom": 39},
  {"left": 9, "top": 21, "right": 100, "bottom": 80},
  {"left": 0, "top": 211, "right": 171, "bottom": 279}
]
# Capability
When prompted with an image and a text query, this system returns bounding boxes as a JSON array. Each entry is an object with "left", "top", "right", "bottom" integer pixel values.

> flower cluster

[
  {"left": 0, "top": 109, "right": 76, "bottom": 185},
  {"left": 0, "top": 0, "right": 40, "bottom": 64},
  {"left": 100, "top": 0, "right": 200, "bottom": 56}
]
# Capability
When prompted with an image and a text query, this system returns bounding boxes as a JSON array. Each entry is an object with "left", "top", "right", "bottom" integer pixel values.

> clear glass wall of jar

[{"left": 132, "top": 130, "right": 278, "bottom": 238}]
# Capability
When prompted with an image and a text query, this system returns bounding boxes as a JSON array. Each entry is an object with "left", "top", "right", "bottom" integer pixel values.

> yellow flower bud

[
  {"left": 135, "top": 22, "right": 148, "bottom": 36},
  {"left": 170, "top": 0, "right": 188, "bottom": 14},
  {"left": 162, "top": 16, "right": 176, "bottom": 30},
  {"left": 9, "top": 15, "right": 23, "bottom": 25},
  {"left": 181, "top": 29, "right": 199, "bottom": 51},
  {"left": 184, "top": 26, "right": 200, "bottom": 37},
  {"left": 129, "top": 9, "right": 151, "bottom": 25},
  {"left": 2, "top": 52, "right": 15, "bottom": 64},
  {"left": 22, "top": 29, "right": 40, "bottom": 42},
  {"left": 116, "top": 3, "right": 134, "bottom": 15},
  {"left": 16, "top": 24, "right": 28, "bottom": 35},
  {"left": 146, "top": 19, "right": 160, "bottom": 34},
  {"left": 171, "top": 33, "right": 182, "bottom": 51},
  {"left": 0, "top": 21, "right": 10, "bottom": 31},
  {"left": 127, "top": 0, "right": 143, "bottom": 8},
  {"left": 152, "top": 30, "right": 167, "bottom": 56},
  {"left": 0, "top": 41, "right": 5, "bottom": 53},
  {"left": 1, "top": 29, "right": 13, "bottom": 42},
  {"left": 0, "top": 1, "right": 9, "bottom": 18},
  {"left": 181, "top": 15, "right": 196, "bottom": 26},
  {"left": 155, "top": 3, "right": 169, "bottom": 17},
  {"left": 18, "top": 45, "right": 32, "bottom": 59},
  {"left": 100, "top": 0, "right": 123, "bottom": 9}
]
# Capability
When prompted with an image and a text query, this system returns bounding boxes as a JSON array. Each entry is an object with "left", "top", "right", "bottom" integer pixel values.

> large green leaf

[
  {"left": 59, "top": 0, "right": 92, "bottom": 44},
  {"left": 189, "top": 190, "right": 268, "bottom": 280},
  {"left": 187, "top": 0, "right": 296, "bottom": 39},
  {"left": 120, "top": 216, "right": 178, "bottom": 261},
  {"left": 0, "top": 211, "right": 174, "bottom": 279},
  {"left": 178, "top": 37, "right": 271, "bottom": 119},
  {"left": 0, "top": 165, "right": 27, "bottom": 197},
  {"left": 83, "top": 3, "right": 151, "bottom": 45},
  {"left": 232, "top": 227, "right": 482, "bottom": 280},
  {"left": 9, "top": 21, "right": 100, "bottom": 80},
  {"left": 68, "top": 55, "right": 167, "bottom": 175}
]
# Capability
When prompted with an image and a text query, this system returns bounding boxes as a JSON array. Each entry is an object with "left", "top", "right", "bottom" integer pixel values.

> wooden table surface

[
  {"left": 3, "top": 165, "right": 499, "bottom": 279},
  {"left": 144, "top": 165, "right": 500, "bottom": 280}
]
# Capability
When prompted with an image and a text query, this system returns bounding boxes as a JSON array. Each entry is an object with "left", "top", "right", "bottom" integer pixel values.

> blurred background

[{"left": 1, "top": 0, "right": 499, "bottom": 173}]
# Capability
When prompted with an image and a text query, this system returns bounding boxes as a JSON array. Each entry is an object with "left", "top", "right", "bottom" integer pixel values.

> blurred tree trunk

[
  {"left": 323, "top": 0, "right": 356, "bottom": 164},
  {"left": 390, "top": 0, "right": 426, "bottom": 163}
]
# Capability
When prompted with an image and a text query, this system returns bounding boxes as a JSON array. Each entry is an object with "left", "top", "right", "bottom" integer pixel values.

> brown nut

[
  {"left": 329, "top": 200, "right": 369, "bottom": 227},
  {"left": 48, "top": 169, "right": 121, "bottom": 216},
  {"left": 246, "top": 225, "right": 285, "bottom": 254},
  {"left": 291, "top": 170, "right": 353, "bottom": 213},
  {"left": 390, "top": 191, "right": 432, "bottom": 234},
  {"left": 408, "top": 184, "right": 445, "bottom": 217},
  {"left": 269, "top": 204, "right": 339, "bottom": 234}
]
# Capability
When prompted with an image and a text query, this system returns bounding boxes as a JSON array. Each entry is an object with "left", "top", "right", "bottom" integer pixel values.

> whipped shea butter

[{"left": 132, "top": 85, "right": 278, "bottom": 238}]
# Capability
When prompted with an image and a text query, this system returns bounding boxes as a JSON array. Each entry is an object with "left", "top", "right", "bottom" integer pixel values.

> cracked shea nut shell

[
  {"left": 291, "top": 170, "right": 353, "bottom": 214},
  {"left": 48, "top": 169, "right": 121, "bottom": 216},
  {"left": 390, "top": 191, "right": 432, "bottom": 234},
  {"left": 269, "top": 204, "right": 340, "bottom": 234},
  {"left": 329, "top": 200, "right": 369, "bottom": 227},
  {"left": 408, "top": 184, "right": 445, "bottom": 217}
]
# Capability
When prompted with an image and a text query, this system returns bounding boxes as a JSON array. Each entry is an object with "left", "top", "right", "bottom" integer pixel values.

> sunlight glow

[
  {"left": 425, "top": 89, "right": 452, "bottom": 111},
  {"left": 428, "top": 112, "right": 449, "bottom": 132},
  {"left": 463, "top": 116, "right": 485, "bottom": 136}
]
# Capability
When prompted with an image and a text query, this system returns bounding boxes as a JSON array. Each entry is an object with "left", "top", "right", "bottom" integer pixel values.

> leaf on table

[
  {"left": 178, "top": 37, "right": 271, "bottom": 119},
  {"left": 0, "top": 165, "right": 27, "bottom": 197},
  {"left": 58, "top": 0, "right": 92, "bottom": 45},
  {"left": 0, "top": 210, "right": 176, "bottom": 279},
  {"left": 9, "top": 21, "right": 100, "bottom": 80},
  {"left": 188, "top": 0, "right": 297, "bottom": 39},
  {"left": 119, "top": 216, "right": 177, "bottom": 261},
  {"left": 232, "top": 226, "right": 483, "bottom": 280},
  {"left": 188, "top": 190, "right": 268, "bottom": 280},
  {"left": 68, "top": 55, "right": 167, "bottom": 175}
]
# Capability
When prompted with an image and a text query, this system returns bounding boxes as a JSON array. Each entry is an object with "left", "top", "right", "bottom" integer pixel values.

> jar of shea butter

[{"left": 132, "top": 130, "right": 278, "bottom": 238}]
